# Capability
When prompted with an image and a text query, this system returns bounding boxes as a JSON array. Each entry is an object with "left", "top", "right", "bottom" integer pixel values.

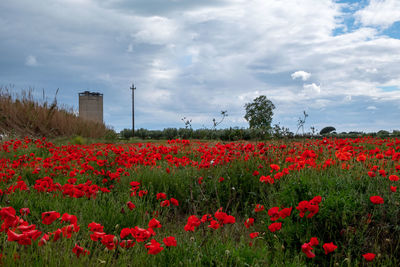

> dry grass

[{"left": 0, "top": 87, "right": 112, "bottom": 138}]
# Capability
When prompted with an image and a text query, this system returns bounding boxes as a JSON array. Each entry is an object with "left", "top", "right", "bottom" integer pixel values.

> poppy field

[{"left": 0, "top": 137, "right": 400, "bottom": 266}]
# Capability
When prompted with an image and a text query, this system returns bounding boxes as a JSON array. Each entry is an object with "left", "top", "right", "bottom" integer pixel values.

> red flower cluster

[
  {"left": 184, "top": 208, "right": 236, "bottom": 231},
  {"left": 267, "top": 206, "right": 292, "bottom": 221},
  {"left": 301, "top": 237, "right": 319, "bottom": 258},
  {"left": 296, "top": 196, "right": 322, "bottom": 218}
]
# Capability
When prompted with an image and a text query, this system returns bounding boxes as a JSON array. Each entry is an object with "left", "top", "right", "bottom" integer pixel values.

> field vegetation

[
  {"left": 0, "top": 88, "right": 113, "bottom": 139},
  {"left": 0, "top": 136, "right": 399, "bottom": 266}
]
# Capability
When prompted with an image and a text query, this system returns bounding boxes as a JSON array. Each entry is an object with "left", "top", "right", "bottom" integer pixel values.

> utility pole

[{"left": 130, "top": 83, "right": 136, "bottom": 137}]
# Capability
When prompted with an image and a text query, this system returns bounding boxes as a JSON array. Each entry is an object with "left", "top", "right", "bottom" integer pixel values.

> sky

[{"left": 1, "top": 0, "right": 399, "bottom": 133}]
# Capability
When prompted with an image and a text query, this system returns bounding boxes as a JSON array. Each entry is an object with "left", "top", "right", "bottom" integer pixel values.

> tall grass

[{"left": 0, "top": 87, "right": 112, "bottom": 138}]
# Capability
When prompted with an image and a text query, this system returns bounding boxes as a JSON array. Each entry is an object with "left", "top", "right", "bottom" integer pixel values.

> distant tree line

[
  {"left": 118, "top": 96, "right": 399, "bottom": 141},
  {"left": 119, "top": 127, "right": 400, "bottom": 141}
]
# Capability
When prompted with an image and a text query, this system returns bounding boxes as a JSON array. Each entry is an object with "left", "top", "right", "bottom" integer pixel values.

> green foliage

[
  {"left": 377, "top": 130, "right": 390, "bottom": 137},
  {"left": 70, "top": 135, "right": 86, "bottom": 145},
  {"left": 320, "top": 126, "right": 336, "bottom": 135},
  {"left": 163, "top": 128, "right": 178, "bottom": 140},
  {"left": 244, "top": 95, "right": 275, "bottom": 130},
  {"left": 120, "top": 128, "right": 134, "bottom": 139}
]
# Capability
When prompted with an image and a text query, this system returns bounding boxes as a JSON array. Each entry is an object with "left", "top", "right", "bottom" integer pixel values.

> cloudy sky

[{"left": 1, "top": 0, "right": 399, "bottom": 133}]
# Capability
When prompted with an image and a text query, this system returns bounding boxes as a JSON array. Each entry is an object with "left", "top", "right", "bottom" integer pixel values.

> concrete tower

[{"left": 79, "top": 91, "right": 103, "bottom": 123}]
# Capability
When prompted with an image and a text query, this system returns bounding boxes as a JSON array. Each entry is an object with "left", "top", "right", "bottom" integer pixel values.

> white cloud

[
  {"left": 133, "top": 16, "right": 178, "bottom": 45},
  {"left": 367, "top": 105, "right": 377, "bottom": 110},
  {"left": 291, "top": 71, "right": 311, "bottom": 81},
  {"left": 25, "top": 55, "right": 37, "bottom": 66},
  {"left": 302, "top": 83, "right": 321, "bottom": 94},
  {"left": 354, "top": 0, "right": 400, "bottom": 29}
]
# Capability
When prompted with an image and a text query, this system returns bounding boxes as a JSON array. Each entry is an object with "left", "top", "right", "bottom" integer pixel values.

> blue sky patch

[{"left": 379, "top": 86, "right": 399, "bottom": 92}]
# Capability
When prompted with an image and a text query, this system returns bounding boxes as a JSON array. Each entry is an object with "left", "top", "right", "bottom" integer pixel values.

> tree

[
  {"left": 320, "top": 126, "right": 336, "bottom": 135},
  {"left": 244, "top": 95, "right": 275, "bottom": 130}
]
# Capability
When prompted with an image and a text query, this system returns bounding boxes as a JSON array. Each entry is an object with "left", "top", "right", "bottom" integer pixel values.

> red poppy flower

[
  {"left": 268, "top": 222, "right": 282, "bottom": 232},
  {"left": 323, "top": 242, "right": 337, "bottom": 254},
  {"left": 363, "top": 253, "right": 375, "bottom": 261},
  {"left": 254, "top": 204, "right": 265, "bottom": 212},
  {"left": 38, "top": 233, "right": 50, "bottom": 246},
  {"left": 61, "top": 213, "right": 77, "bottom": 226},
  {"left": 72, "top": 244, "right": 90, "bottom": 258},
  {"left": 101, "top": 234, "right": 118, "bottom": 250},
  {"left": 279, "top": 207, "right": 292, "bottom": 219},
  {"left": 163, "top": 236, "right": 177, "bottom": 247},
  {"left": 148, "top": 218, "right": 162, "bottom": 229},
  {"left": 119, "top": 240, "right": 135, "bottom": 248},
  {"left": 244, "top": 218, "right": 254, "bottom": 228},
  {"left": 19, "top": 208, "right": 30, "bottom": 216},
  {"left": 156, "top": 193, "right": 167, "bottom": 200},
  {"left": 301, "top": 243, "right": 315, "bottom": 258},
  {"left": 268, "top": 207, "right": 280, "bottom": 221},
  {"left": 131, "top": 226, "right": 152, "bottom": 242},
  {"left": 42, "top": 211, "right": 60, "bottom": 225},
  {"left": 170, "top": 198, "right": 179, "bottom": 206},
  {"left": 127, "top": 201, "right": 136, "bottom": 210},
  {"left": 52, "top": 229, "right": 62, "bottom": 242},
  {"left": 389, "top": 175, "right": 399, "bottom": 181},
  {"left": 120, "top": 228, "right": 132, "bottom": 239},
  {"left": 370, "top": 196, "right": 384, "bottom": 204},
  {"left": 184, "top": 215, "right": 201, "bottom": 232},
  {"left": 90, "top": 231, "right": 106, "bottom": 241},
  {"left": 160, "top": 200, "right": 170, "bottom": 207},
  {"left": 145, "top": 239, "right": 164, "bottom": 255},
  {"left": 208, "top": 220, "right": 220, "bottom": 229},
  {"left": 309, "top": 237, "right": 319, "bottom": 246},
  {"left": 390, "top": 186, "right": 397, "bottom": 192},
  {"left": 249, "top": 232, "right": 260, "bottom": 239},
  {"left": 88, "top": 222, "right": 104, "bottom": 232}
]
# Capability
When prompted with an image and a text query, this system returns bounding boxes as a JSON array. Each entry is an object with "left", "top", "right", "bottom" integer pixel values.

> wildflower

[
  {"left": 19, "top": 208, "right": 30, "bottom": 216},
  {"left": 145, "top": 239, "right": 164, "bottom": 255},
  {"left": 160, "top": 200, "right": 170, "bottom": 207},
  {"left": 208, "top": 220, "right": 220, "bottom": 229},
  {"left": 163, "top": 236, "right": 177, "bottom": 247},
  {"left": 323, "top": 242, "right": 337, "bottom": 254},
  {"left": 268, "top": 222, "right": 282, "bottom": 232},
  {"left": 72, "top": 244, "right": 90, "bottom": 258},
  {"left": 120, "top": 228, "right": 132, "bottom": 239},
  {"left": 88, "top": 222, "right": 104, "bottom": 232},
  {"left": 131, "top": 226, "right": 152, "bottom": 242},
  {"left": 363, "top": 253, "right": 375, "bottom": 262},
  {"left": 254, "top": 204, "right": 265, "bottom": 212},
  {"left": 184, "top": 215, "right": 201, "bottom": 232},
  {"left": 148, "top": 218, "right": 162, "bottom": 229},
  {"left": 370, "top": 196, "right": 384, "bottom": 204},
  {"left": 279, "top": 207, "right": 292, "bottom": 219},
  {"left": 244, "top": 218, "right": 254, "bottom": 228},
  {"left": 268, "top": 207, "right": 280, "bottom": 221},
  {"left": 42, "top": 211, "right": 60, "bottom": 225},
  {"left": 309, "top": 237, "right": 319, "bottom": 246},
  {"left": 127, "top": 201, "right": 136, "bottom": 210},
  {"left": 156, "top": 193, "right": 167, "bottom": 200},
  {"left": 101, "top": 235, "right": 118, "bottom": 250},
  {"left": 249, "top": 232, "right": 260, "bottom": 239},
  {"left": 301, "top": 243, "right": 315, "bottom": 258},
  {"left": 170, "top": 198, "right": 179, "bottom": 206}
]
